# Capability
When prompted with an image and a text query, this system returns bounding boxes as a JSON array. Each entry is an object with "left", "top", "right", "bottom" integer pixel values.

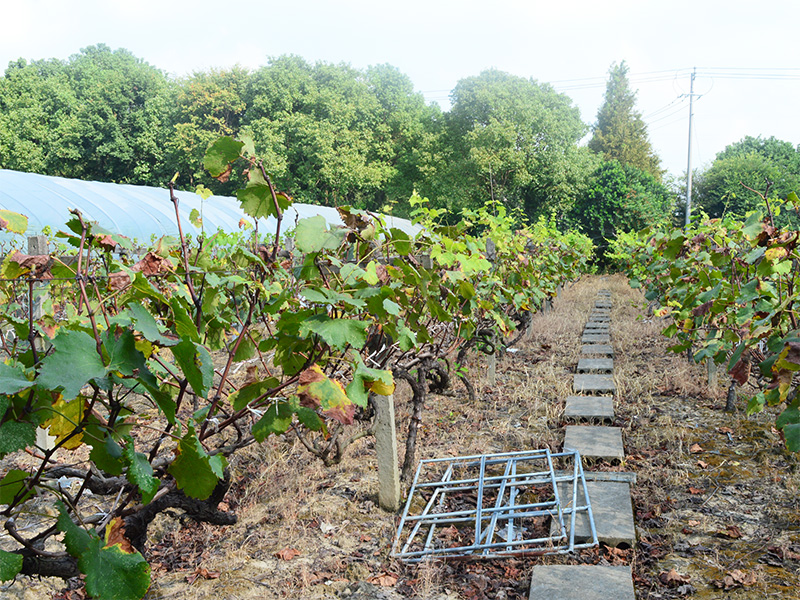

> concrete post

[
  {"left": 487, "top": 351, "right": 497, "bottom": 387},
  {"left": 707, "top": 359, "right": 718, "bottom": 389},
  {"left": 373, "top": 394, "right": 401, "bottom": 512},
  {"left": 27, "top": 235, "right": 49, "bottom": 256}
]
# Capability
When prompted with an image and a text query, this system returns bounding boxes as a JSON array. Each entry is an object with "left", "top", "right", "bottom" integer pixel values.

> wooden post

[{"left": 373, "top": 394, "right": 401, "bottom": 512}]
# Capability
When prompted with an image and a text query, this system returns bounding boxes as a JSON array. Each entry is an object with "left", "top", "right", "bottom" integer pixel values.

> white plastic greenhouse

[{"left": 0, "top": 169, "right": 421, "bottom": 243}]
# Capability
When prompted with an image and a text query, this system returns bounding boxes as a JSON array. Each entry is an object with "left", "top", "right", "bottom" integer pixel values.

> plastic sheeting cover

[{"left": 0, "top": 169, "right": 422, "bottom": 242}]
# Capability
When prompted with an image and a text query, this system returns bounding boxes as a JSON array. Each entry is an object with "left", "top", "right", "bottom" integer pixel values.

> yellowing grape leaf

[
  {"left": 43, "top": 396, "right": 87, "bottom": 449},
  {"left": 297, "top": 365, "right": 354, "bottom": 425}
]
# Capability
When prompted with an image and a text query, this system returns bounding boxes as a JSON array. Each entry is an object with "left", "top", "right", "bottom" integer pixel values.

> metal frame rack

[{"left": 391, "top": 448, "right": 597, "bottom": 562}]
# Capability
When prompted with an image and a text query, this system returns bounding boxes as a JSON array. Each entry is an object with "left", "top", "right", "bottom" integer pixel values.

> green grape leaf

[
  {"left": 189, "top": 208, "right": 202, "bottom": 227},
  {"left": 232, "top": 335, "right": 256, "bottom": 362},
  {"left": 123, "top": 443, "right": 159, "bottom": 505},
  {"left": 389, "top": 228, "right": 412, "bottom": 255},
  {"left": 382, "top": 298, "right": 401, "bottom": 316},
  {"left": 299, "top": 315, "right": 369, "bottom": 351},
  {"left": 168, "top": 426, "right": 221, "bottom": 500},
  {"left": 0, "top": 420, "right": 36, "bottom": 457},
  {"left": 0, "top": 469, "right": 33, "bottom": 505},
  {"left": 103, "top": 329, "right": 148, "bottom": 378},
  {"left": 782, "top": 423, "right": 800, "bottom": 452},
  {"left": 80, "top": 530, "right": 151, "bottom": 600},
  {"left": 236, "top": 183, "right": 290, "bottom": 220},
  {"left": 294, "top": 405, "right": 325, "bottom": 432},
  {"left": 347, "top": 359, "right": 395, "bottom": 407},
  {"left": 0, "top": 362, "right": 33, "bottom": 395},
  {"left": 37, "top": 330, "right": 106, "bottom": 399},
  {"left": 169, "top": 297, "right": 199, "bottom": 343},
  {"left": 294, "top": 216, "right": 345, "bottom": 254},
  {"left": 204, "top": 137, "right": 244, "bottom": 177},
  {"left": 252, "top": 401, "right": 293, "bottom": 442},
  {"left": 57, "top": 502, "right": 92, "bottom": 557},
  {"left": 229, "top": 378, "right": 280, "bottom": 411},
  {"left": 0, "top": 549, "right": 23, "bottom": 582},
  {"left": 172, "top": 339, "right": 214, "bottom": 399},
  {"left": 88, "top": 434, "right": 125, "bottom": 476}
]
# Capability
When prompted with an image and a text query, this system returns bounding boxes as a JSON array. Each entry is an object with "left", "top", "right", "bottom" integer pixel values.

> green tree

[
  {"left": 167, "top": 66, "right": 250, "bottom": 191},
  {"left": 0, "top": 57, "right": 74, "bottom": 174},
  {"left": 243, "top": 56, "right": 433, "bottom": 210},
  {"left": 588, "top": 61, "right": 662, "bottom": 180},
  {"left": 569, "top": 160, "right": 673, "bottom": 262},
  {"left": 693, "top": 136, "right": 800, "bottom": 226},
  {"left": 0, "top": 45, "right": 173, "bottom": 185},
  {"left": 444, "top": 69, "right": 588, "bottom": 221}
]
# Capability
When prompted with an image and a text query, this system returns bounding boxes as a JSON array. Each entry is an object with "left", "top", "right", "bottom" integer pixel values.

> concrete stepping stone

[
  {"left": 584, "top": 322, "right": 610, "bottom": 331},
  {"left": 529, "top": 565, "right": 634, "bottom": 600},
  {"left": 576, "top": 358, "right": 613, "bottom": 373},
  {"left": 574, "top": 373, "right": 615, "bottom": 393},
  {"left": 563, "top": 425, "right": 624, "bottom": 460},
  {"left": 581, "top": 344, "right": 614, "bottom": 356},
  {"left": 553, "top": 480, "right": 636, "bottom": 547},
  {"left": 589, "top": 314, "right": 610, "bottom": 322},
  {"left": 581, "top": 333, "right": 610, "bottom": 344},
  {"left": 564, "top": 395, "right": 614, "bottom": 420}
]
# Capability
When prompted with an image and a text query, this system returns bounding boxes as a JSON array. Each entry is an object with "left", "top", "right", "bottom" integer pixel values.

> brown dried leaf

[
  {"left": 275, "top": 547, "right": 300, "bottom": 561},
  {"left": 718, "top": 426, "right": 734, "bottom": 435},
  {"left": 367, "top": 572, "right": 398, "bottom": 587},
  {"left": 107, "top": 271, "right": 132, "bottom": 291},
  {"left": 691, "top": 300, "right": 713, "bottom": 317},
  {"left": 185, "top": 566, "right": 221, "bottom": 584},
  {"left": 689, "top": 443, "right": 703, "bottom": 454},
  {"left": 729, "top": 357, "right": 751, "bottom": 385},
  {"left": 688, "top": 486, "right": 705, "bottom": 495},
  {"left": 723, "top": 525, "right": 743, "bottom": 539},
  {"left": 94, "top": 234, "right": 117, "bottom": 251},
  {"left": 659, "top": 568, "right": 690, "bottom": 587},
  {"left": 9, "top": 250, "right": 53, "bottom": 280},
  {"left": 375, "top": 263, "right": 390, "bottom": 285},
  {"left": 132, "top": 252, "right": 173, "bottom": 276},
  {"left": 215, "top": 164, "right": 232, "bottom": 183},
  {"left": 104, "top": 518, "right": 135, "bottom": 553},
  {"left": 696, "top": 460, "right": 708, "bottom": 469}
]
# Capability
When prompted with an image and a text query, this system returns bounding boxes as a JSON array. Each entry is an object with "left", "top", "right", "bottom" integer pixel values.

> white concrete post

[
  {"left": 487, "top": 347, "right": 497, "bottom": 387},
  {"left": 373, "top": 394, "right": 401, "bottom": 512},
  {"left": 707, "top": 359, "right": 718, "bottom": 389}
]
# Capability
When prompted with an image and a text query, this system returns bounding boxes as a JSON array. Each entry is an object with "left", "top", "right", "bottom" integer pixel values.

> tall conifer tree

[{"left": 588, "top": 61, "right": 663, "bottom": 180}]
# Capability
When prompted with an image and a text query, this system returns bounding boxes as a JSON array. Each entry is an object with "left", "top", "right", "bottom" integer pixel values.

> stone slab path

[
  {"left": 576, "top": 358, "right": 613, "bottom": 373},
  {"left": 564, "top": 425, "right": 624, "bottom": 460},
  {"left": 581, "top": 333, "right": 610, "bottom": 344},
  {"left": 534, "top": 290, "right": 638, "bottom": 597},
  {"left": 581, "top": 344, "right": 614, "bottom": 356},
  {"left": 563, "top": 395, "right": 614, "bottom": 420},
  {"left": 573, "top": 373, "right": 616, "bottom": 394},
  {"left": 528, "top": 565, "right": 634, "bottom": 600}
]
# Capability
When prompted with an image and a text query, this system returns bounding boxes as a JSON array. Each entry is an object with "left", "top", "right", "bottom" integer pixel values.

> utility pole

[{"left": 684, "top": 67, "right": 696, "bottom": 226}]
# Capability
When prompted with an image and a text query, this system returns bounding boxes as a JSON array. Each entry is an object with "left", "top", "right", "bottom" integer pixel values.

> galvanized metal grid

[{"left": 391, "top": 448, "right": 597, "bottom": 562}]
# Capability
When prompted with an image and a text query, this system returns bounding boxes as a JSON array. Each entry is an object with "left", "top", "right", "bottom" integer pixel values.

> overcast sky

[{"left": 3, "top": 0, "right": 799, "bottom": 179}]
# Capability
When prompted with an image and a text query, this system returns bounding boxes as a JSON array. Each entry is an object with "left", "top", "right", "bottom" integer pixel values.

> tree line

[{"left": 1, "top": 46, "right": 797, "bottom": 252}]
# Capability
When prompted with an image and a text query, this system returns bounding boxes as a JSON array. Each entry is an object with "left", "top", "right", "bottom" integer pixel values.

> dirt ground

[{"left": 2, "top": 274, "right": 799, "bottom": 599}]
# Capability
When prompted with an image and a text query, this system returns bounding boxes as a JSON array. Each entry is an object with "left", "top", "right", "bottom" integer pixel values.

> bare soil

[{"left": 3, "top": 274, "right": 799, "bottom": 599}]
